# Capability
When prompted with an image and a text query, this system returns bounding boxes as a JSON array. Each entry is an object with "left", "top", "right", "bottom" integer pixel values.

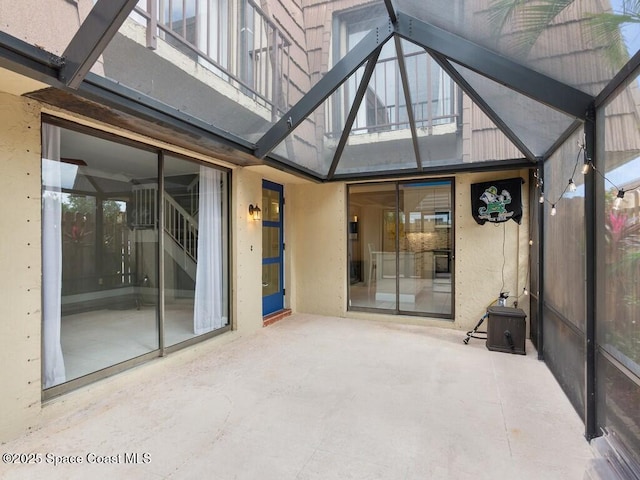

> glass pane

[
  {"left": 42, "top": 125, "right": 159, "bottom": 388},
  {"left": 595, "top": 67, "right": 640, "bottom": 466},
  {"left": 542, "top": 305, "right": 585, "bottom": 417},
  {"left": 262, "top": 189, "right": 280, "bottom": 222},
  {"left": 598, "top": 74, "right": 640, "bottom": 371},
  {"left": 544, "top": 128, "right": 586, "bottom": 330},
  {"left": 336, "top": 45, "right": 421, "bottom": 175},
  {"left": 263, "top": 226, "right": 280, "bottom": 258},
  {"left": 449, "top": 60, "right": 575, "bottom": 158},
  {"left": 262, "top": 263, "right": 280, "bottom": 297},
  {"left": 399, "top": 181, "right": 452, "bottom": 316},
  {"left": 93, "top": 0, "right": 387, "bottom": 144},
  {"left": 348, "top": 180, "right": 453, "bottom": 316},
  {"left": 163, "top": 155, "right": 229, "bottom": 347},
  {"left": 348, "top": 183, "right": 397, "bottom": 311},
  {"left": 597, "top": 352, "right": 640, "bottom": 464},
  {"left": 270, "top": 62, "right": 372, "bottom": 175},
  {"left": 404, "top": 43, "right": 468, "bottom": 169},
  {"left": 394, "top": 0, "right": 635, "bottom": 96},
  {"left": 335, "top": 41, "right": 529, "bottom": 175}
]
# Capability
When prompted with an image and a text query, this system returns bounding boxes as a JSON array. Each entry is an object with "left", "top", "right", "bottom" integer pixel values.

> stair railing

[
  {"left": 164, "top": 193, "right": 198, "bottom": 262},
  {"left": 187, "top": 175, "right": 200, "bottom": 219}
]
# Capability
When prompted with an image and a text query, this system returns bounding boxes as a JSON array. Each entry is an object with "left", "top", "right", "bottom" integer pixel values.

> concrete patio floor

[{"left": 0, "top": 314, "right": 592, "bottom": 479}]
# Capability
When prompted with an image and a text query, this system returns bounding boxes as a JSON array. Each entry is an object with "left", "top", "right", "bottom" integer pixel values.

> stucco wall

[
  {"left": 0, "top": 90, "right": 269, "bottom": 443},
  {"left": 232, "top": 169, "right": 264, "bottom": 333},
  {"left": 0, "top": 92, "right": 43, "bottom": 441},
  {"left": 287, "top": 182, "right": 348, "bottom": 316},
  {"left": 288, "top": 173, "right": 530, "bottom": 332},
  {"left": 0, "top": 92, "right": 531, "bottom": 444},
  {"left": 455, "top": 171, "right": 530, "bottom": 332},
  {"left": 0, "top": 0, "right": 96, "bottom": 58}
]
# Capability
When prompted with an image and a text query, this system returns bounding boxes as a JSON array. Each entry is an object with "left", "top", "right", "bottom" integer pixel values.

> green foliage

[
  {"left": 62, "top": 195, "right": 95, "bottom": 215},
  {"left": 487, "top": 0, "right": 637, "bottom": 69},
  {"left": 62, "top": 195, "right": 124, "bottom": 222},
  {"left": 586, "top": 12, "right": 634, "bottom": 69},
  {"left": 487, "top": 0, "right": 574, "bottom": 55}
]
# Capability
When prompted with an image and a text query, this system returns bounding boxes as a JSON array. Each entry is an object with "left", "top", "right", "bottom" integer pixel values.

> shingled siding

[
  {"left": 469, "top": 102, "right": 522, "bottom": 162},
  {"left": 264, "top": 0, "right": 640, "bottom": 166},
  {"left": 603, "top": 87, "right": 640, "bottom": 167},
  {"left": 509, "top": 0, "right": 640, "bottom": 158},
  {"left": 465, "top": 0, "right": 640, "bottom": 161},
  {"left": 299, "top": 0, "right": 361, "bottom": 167},
  {"left": 468, "top": 0, "right": 638, "bottom": 100},
  {"left": 299, "top": 0, "right": 518, "bottom": 163},
  {"left": 259, "top": 0, "right": 311, "bottom": 107},
  {"left": 302, "top": 0, "right": 379, "bottom": 83}
]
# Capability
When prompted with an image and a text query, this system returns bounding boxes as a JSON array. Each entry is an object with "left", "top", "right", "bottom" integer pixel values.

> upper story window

[{"left": 333, "top": 6, "right": 459, "bottom": 136}]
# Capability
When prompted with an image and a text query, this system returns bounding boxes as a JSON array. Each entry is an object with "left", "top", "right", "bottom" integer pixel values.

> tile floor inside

[
  {"left": 1, "top": 314, "right": 593, "bottom": 479},
  {"left": 349, "top": 280, "right": 452, "bottom": 314},
  {"left": 60, "top": 301, "right": 226, "bottom": 382}
]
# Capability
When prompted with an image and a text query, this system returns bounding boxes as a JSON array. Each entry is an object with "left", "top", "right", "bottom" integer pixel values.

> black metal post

[
  {"left": 60, "top": 0, "right": 139, "bottom": 88},
  {"left": 537, "top": 159, "right": 544, "bottom": 361},
  {"left": 584, "top": 105, "right": 597, "bottom": 440}
]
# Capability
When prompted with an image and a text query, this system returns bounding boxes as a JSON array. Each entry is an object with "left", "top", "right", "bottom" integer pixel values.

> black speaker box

[{"left": 486, "top": 306, "right": 526, "bottom": 355}]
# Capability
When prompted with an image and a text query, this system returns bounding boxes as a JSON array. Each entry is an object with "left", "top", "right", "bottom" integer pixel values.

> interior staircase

[{"left": 133, "top": 179, "right": 199, "bottom": 281}]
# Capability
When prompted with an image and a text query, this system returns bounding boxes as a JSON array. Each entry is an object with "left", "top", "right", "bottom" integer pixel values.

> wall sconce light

[{"left": 249, "top": 204, "right": 262, "bottom": 221}]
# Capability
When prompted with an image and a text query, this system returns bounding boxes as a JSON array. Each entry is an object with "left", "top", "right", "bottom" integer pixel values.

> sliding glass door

[
  {"left": 42, "top": 121, "right": 229, "bottom": 394},
  {"left": 163, "top": 154, "right": 229, "bottom": 346},
  {"left": 348, "top": 180, "right": 453, "bottom": 318}
]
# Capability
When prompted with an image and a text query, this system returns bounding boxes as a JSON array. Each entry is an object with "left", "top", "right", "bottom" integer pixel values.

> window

[
  {"left": 348, "top": 180, "right": 453, "bottom": 317},
  {"left": 134, "top": 0, "right": 290, "bottom": 111},
  {"left": 41, "top": 121, "right": 229, "bottom": 394},
  {"left": 333, "top": 7, "right": 458, "bottom": 135}
]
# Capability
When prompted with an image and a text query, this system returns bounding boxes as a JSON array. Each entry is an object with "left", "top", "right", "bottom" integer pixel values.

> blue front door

[{"left": 262, "top": 180, "right": 284, "bottom": 315}]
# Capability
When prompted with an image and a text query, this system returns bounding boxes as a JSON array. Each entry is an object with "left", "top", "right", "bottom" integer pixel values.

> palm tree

[{"left": 487, "top": 0, "right": 639, "bottom": 69}]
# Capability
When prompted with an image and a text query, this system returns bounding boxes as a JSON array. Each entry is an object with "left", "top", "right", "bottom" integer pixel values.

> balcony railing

[
  {"left": 133, "top": 0, "right": 291, "bottom": 117},
  {"left": 329, "top": 50, "right": 460, "bottom": 137}
]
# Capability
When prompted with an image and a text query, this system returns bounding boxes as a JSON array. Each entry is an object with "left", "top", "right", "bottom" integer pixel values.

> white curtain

[
  {"left": 194, "top": 166, "right": 224, "bottom": 334},
  {"left": 42, "top": 124, "right": 66, "bottom": 388}
]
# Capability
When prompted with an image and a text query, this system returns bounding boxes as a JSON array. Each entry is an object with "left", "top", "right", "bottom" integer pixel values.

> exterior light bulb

[
  {"left": 248, "top": 204, "right": 262, "bottom": 221},
  {"left": 613, "top": 190, "right": 625, "bottom": 210},
  {"left": 539, "top": 195, "right": 544, "bottom": 204},
  {"left": 568, "top": 179, "right": 577, "bottom": 192},
  {"left": 581, "top": 163, "right": 590, "bottom": 175},
  {"left": 550, "top": 204, "right": 557, "bottom": 216},
  {"left": 524, "top": 287, "right": 529, "bottom": 296}
]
